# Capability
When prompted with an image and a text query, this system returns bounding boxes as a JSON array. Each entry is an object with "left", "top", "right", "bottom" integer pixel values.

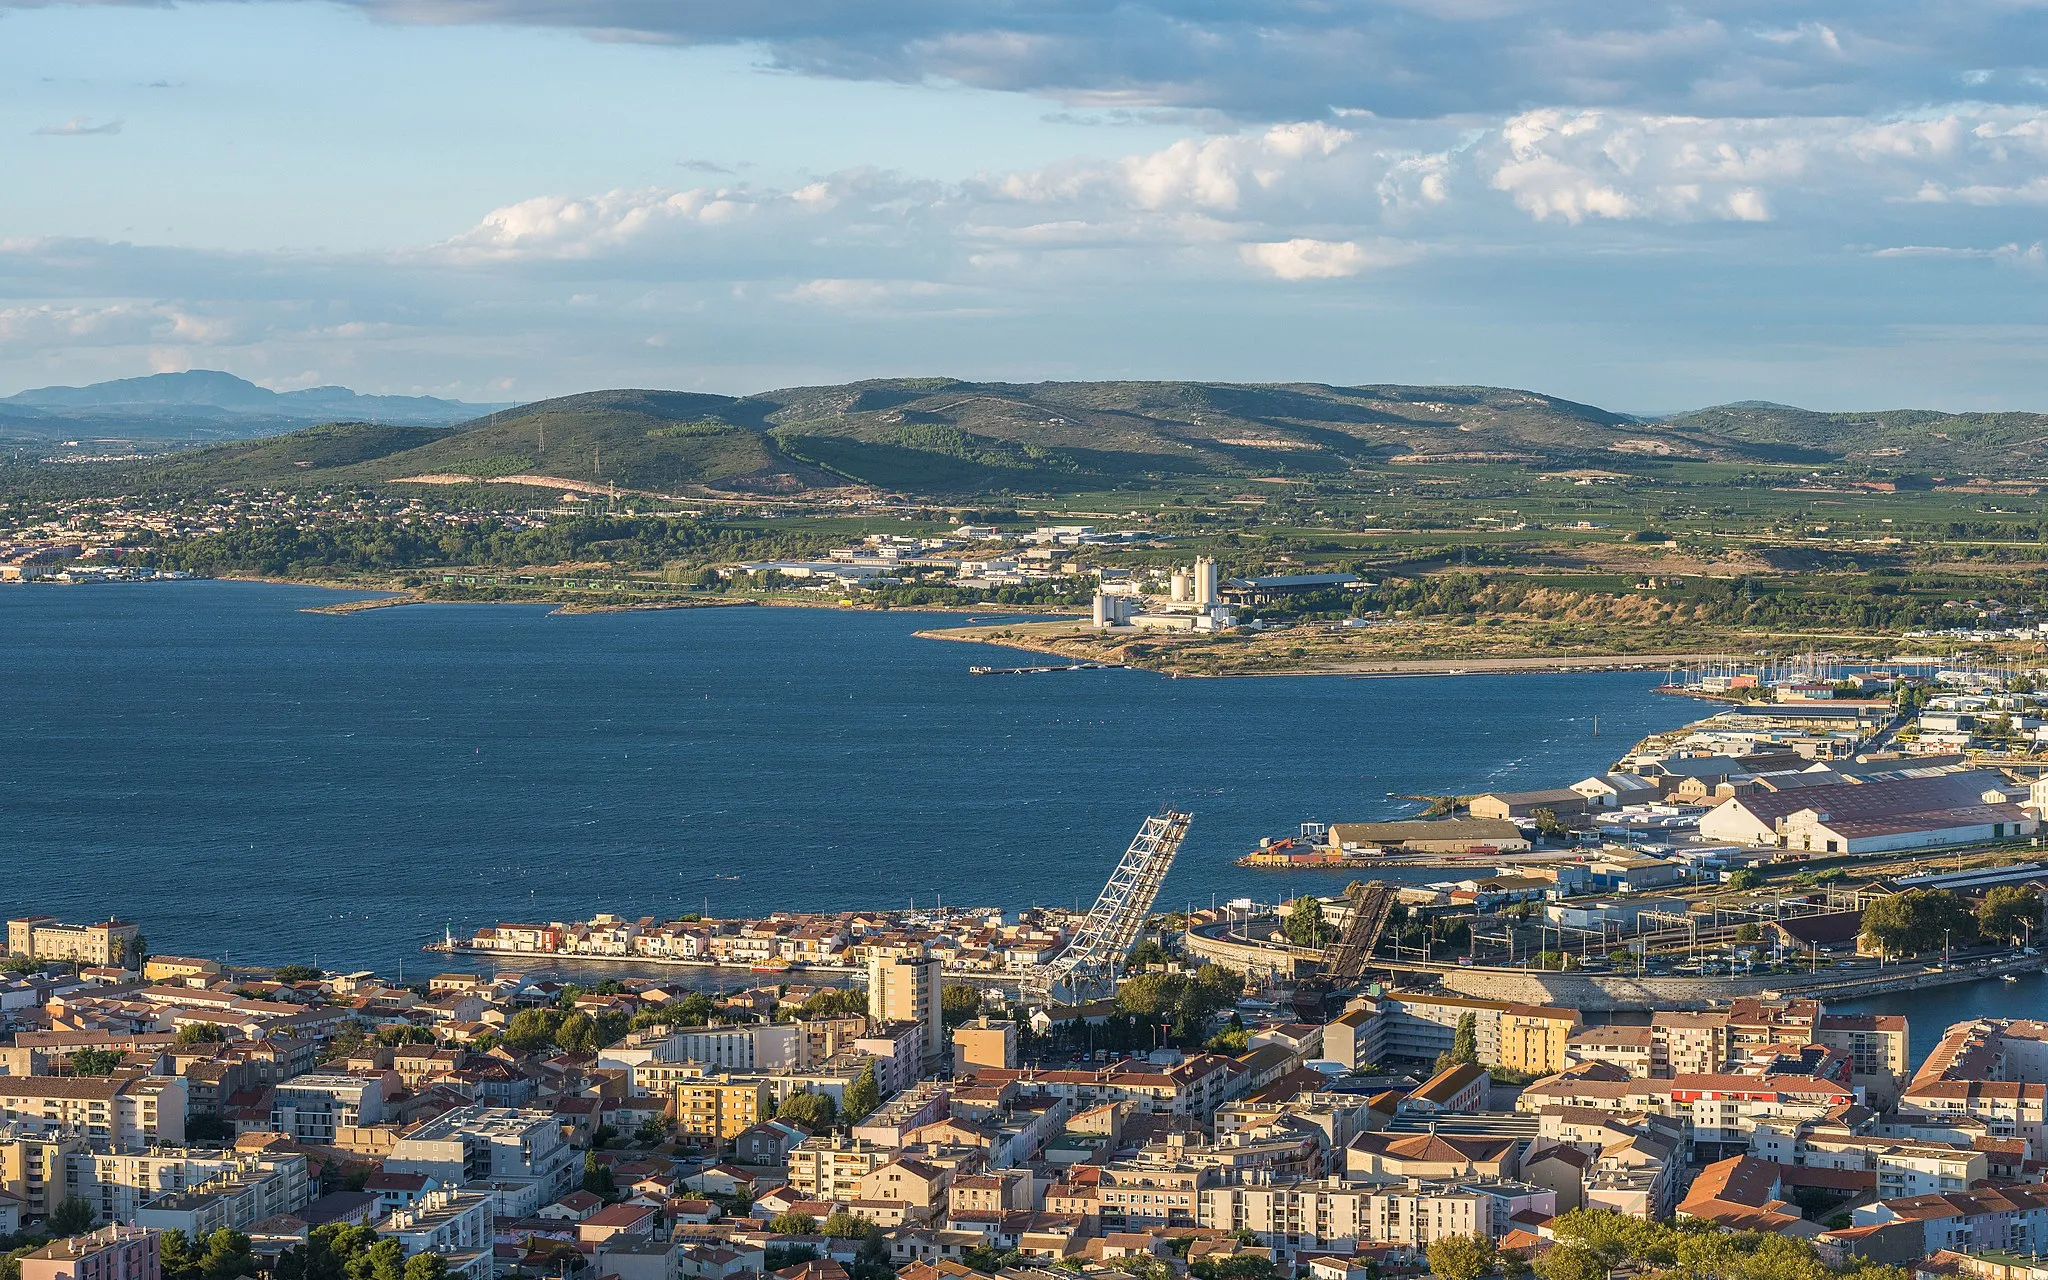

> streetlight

[{"left": 1944, "top": 928, "right": 1953, "bottom": 970}]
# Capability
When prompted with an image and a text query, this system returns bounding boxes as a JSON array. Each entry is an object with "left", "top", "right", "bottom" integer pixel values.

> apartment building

[
  {"left": 269, "top": 1074, "right": 389, "bottom": 1143},
  {"left": 0, "top": 1132, "right": 84, "bottom": 1221},
  {"left": 1902, "top": 1021, "right": 2048, "bottom": 1150},
  {"left": 131, "top": 1155, "right": 311, "bottom": 1238},
  {"left": 1199, "top": 1177, "right": 1556, "bottom": 1254},
  {"left": 75, "top": 1150, "right": 309, "bottom": 1227},
  {"left": 1854, "top": 1182, "right": 2048, "bottom": 1258},
  {"left": 18, "top": 1226, "right": 159, "bottom": 1280},
  {"left": 384, "top": 1105, "right": 576, "bottom": 1212},
  {"left": 972, "top": 1056, "right": 1239, "bottom": 1119},
  {"left": 786, "top": 1135, "right": 893, "bottom": 1200},
  {"left": 0, "top": 1077, "right": 187, "bottom": 1150},
  {"left": 1815, "top": 1014, "right": 1910, "bottom": 1105},
  {"left": 869, "top": 948, "right": 943, "bottom": 1066},
  {"left": 376, "top": 1190, "right": 494, "bottom": 1280},
  {"left": 1351, "top": 995, "right": 1577, "bottom": 1074},
  {"left": 673, "top": 1078, "right": 773, "bottom": 1144},
  {"left": 621, "top": 1026, "right": 803, "bottom": 1090}
]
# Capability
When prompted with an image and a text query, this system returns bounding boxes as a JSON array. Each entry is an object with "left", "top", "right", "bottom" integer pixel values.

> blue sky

[{"left": 4, "top": 0, "right": 2048, "bottom": 411}]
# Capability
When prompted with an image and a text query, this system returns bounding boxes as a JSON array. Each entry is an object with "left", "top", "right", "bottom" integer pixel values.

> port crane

[{"left": 1031, "top": 809, "right": 1191, "bottom": 1004}]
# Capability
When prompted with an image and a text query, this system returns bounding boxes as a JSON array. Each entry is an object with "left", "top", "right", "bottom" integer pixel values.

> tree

[
  {"left": 1980, "top": 885, "right": 2042, "bottom": 943},
  {"left": 769, "top": 1212, "right": 819, "bottom": 1235},
  {"left": 186, "top": 1113, "right": 235, "bottom": 1143},
  {"left": 1127, "top": 939, "right": 1171, "bottom": 969},
  {"left": 375, "top": 1024, "right": 434, "bottom": 1047},
  {"left": 176, "top": 1024, "right": 229, "bottom": 1047},
  {"left": 821, "top": 1210, "right": 875, "bottom": 1239},
  {"left": 776, "top": 1092, "right": 837, "bottom": 1131},
  {"left": 1425, "top": 1235, "right": 1496, "bottom": 1280},
  {"left": 49, "top": 1195, "right": 96, "bottom": 1235},
  {"left": 1452, "top": 1013, "right": 1479, "bottom": 1065},
  {"left": 1727, "top": 870, "right": 1764, "bottom": 891},
  {"left": 199, "top": 1230, "right": 259, "bottom": 1280},
  {"left": 843, "top": 1061, "right": 881, "bottom": 1121},
  {"left": 581, "top": 1152, "right": 616, "bottom": 1200},
  {"left": 849, "top": 1227, "right": 893, "bottom": 1280},
  {"left": 274, "top": 965, "right": 324, "bottom": 983},
  {"left": 160, "top": 1231, "right": 200, "bottom": 1280},
  {"left": 1190, "top": 1257, "right": 1278, "bottom": 1280},
  {"left": 1863, "top": 889, "right": 1977, "bottom": 956},
  {"left": 400, "top": 1257, "right": 447, "bottom": 1280},
  {"left": 67, "top": 1047, "right": 126, "bottom": 1076},
  {"left": 502, "top": 1007, "right": 565, "bottom": 1053},
  {"left": 940, "top": 984, "right": 982, "bottom": 1028},
  {"left": 1530, "top": 1246, "right": 1603, "bottom": 1280},
  {"left": 1530, "top": 808, "right": 1572, "bottom": 841},
  {"left": 1284, "top": 896, "right": 1331, "bottom": 948},
  {"left": 633, "top": 1116, "right": 671, "bottom": 1146},
  {"left": 1114, "top": 1257, "right": 1174, "bottom": 1280},
  {"left": 1734, "top": 923, "right": 1764, "bottom": 943},
  {"left": 555, "top": 1012, "right": 598, "bottom": 1054}
]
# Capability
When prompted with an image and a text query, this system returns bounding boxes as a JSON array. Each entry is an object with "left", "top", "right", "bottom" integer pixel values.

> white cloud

[
  {"left": 32, "top": 117, "right": 121, "bottom": 137},
  {"left": 1241, "top": 239, "right": 1398, "bottom": 279}
]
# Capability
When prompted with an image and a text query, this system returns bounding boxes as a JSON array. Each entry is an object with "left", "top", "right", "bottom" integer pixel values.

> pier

[{"left": 968, "top": 661, "right": 1124, "bottom": 675}]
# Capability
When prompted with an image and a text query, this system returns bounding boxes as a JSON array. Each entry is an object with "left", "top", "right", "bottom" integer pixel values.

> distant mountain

[
  {"left": 23, "top": 378, "right": 2048, "bottom": 497},
  {"left": 0, "top": 370, "right": 512, "bottom": 441}
]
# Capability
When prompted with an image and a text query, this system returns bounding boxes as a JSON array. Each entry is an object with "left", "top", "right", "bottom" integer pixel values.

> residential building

[
  {"left": 376, "top": 1190, "right": 494, "bottom": 1280},
  {"left": 75, "top": 1150, "right": 309, "bottom": 1228},
  {"left": 384, "top": 1105, "right": 576, "bottom": 1212},
  {"left": 673, "top": 1078, "right": 773, "bottom": 1144},
  {"left": 131, "top": 1155, "right": 312, "bottom": 1238},
  {"left": 18, "top": 1227, "right": 160, "bottom": 1280},
  {"left": 951, "top": 1020, "right": 1017, "bottom": 1075},
  {"left": 869, "top": 948, "right": 943, "bottom": 1066},
  {"left": 1200, "top": 1177, "right": 1556, "bottom": 1254},
  {"left": 1854, "top": 1182, "right": 2048, "bottom": 1258},
  {"left": 0, "top": 1077, "right": 187, "bottom": 1150},
  {"left": 269, "top": 1074, "right": 388, "bottom": 1143}
]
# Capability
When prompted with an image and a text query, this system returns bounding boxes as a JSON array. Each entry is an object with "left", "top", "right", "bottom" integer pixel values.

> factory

[{"left": 1091, "top": 557, "right": 1239, "bottom": 632}]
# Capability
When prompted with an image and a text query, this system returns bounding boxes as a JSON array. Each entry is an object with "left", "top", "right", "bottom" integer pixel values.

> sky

[{"left": 4, "top": 1, "right": 2048, "bottom": 411}]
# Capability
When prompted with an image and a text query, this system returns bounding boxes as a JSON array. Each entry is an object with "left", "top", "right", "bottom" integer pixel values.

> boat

[
  {"left": 2004, "top": 973, "right": 2021, "bottom": 982},
  {"left": 752, "top": 961, "right": 793, "bottom": 973}
]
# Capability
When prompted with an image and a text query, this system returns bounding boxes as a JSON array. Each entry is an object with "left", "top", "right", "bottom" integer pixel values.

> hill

[
  {"left": 1665, "top": 403, "right": 2048, "bottom": 472},
  {"left": 0, "top": 370, "right": 510, "bottom": 442},
  {"left": 27, "top": 378, "right": 2048, "bottom": 500}
]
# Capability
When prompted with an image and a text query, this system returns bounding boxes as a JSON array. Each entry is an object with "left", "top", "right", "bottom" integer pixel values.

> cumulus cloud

[
  {"left": 1241, "top": 239, "right": 1402, "bottom": 280},
  {"left": 32, "top": 117, "right": 121, "bottom": 136}
]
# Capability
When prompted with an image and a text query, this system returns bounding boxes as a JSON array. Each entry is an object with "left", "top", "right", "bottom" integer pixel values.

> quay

[{"left": 968, "top": 661, "right": 1123, "bottom": 675}]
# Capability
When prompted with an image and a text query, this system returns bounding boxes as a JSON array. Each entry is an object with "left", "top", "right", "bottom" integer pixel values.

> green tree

[
  {"left": 633, "top": 1116, "right": 671, "bottom": 1146},
  {"left": 1726, "top": 870, "right": 1764, "bottom": 891},
  {"left": 1452, "top": 1013, "right": 1479, "bottom": 1065},
  {"left": 769, "top": 1212, "right": 819, "bottom": 1235},
  {"left": 581, "top": 1151, "right": 616, "bottom": 1200},
  {"left": 555, "top": 1012, "right": 598, "bottom": 1054},
  {"left": 843, "top": 1061, "right": 881, "bottom": 1121},
  {"left": 1425, "top": 1235, "right": 1496, "bottom": 1280},
  {"left": 940, "top": 984, "right": 982, "bottom": 1028},
  {"left": 49, "top": 1195, "right": 96, "bottom": 1235},
  {"left": 1530, "top": 1246, "right": 1603, "bottom": 1280},
  {"left": 501, "top": 1007, "right": 565, "bottom": 1053},
  {"left": 67, "top": 1047, "right": 126, "bottom": 1076},
  {"left": 1114, "top": 1257, "right": 1174, "bottom": 1280},
  {"left": 849, "top": 1228, "right": 893, "bottom": 1280},
  {"left": 776, "top": 1092, "right": 837, "bottom": 1131},
  {"left": 160, "top": 1231, "right": 201, "bottom": 1280},
  {"left": 273, "top": 965, "right": 324, "bottom": 983},
  {"left": 199, "top": 1230, "right": 258, "bottom": 1280},
  {"left": 1980, "top": 885, "right": 2042, "bottom": 943},
  {"left": 1529, "top": 808, "right": 1572, "bottom": 841},
  {"left": 375, "top": 1024, "right": 433, "bottom": 1047},
  {"left": 1284, "top": 896, "right": 1331, "bottom": 948},
  {"left": 175, "top": 1024, "right": 229, "bottom": 1047},
  {"left": 1734, "top": 923, "right": 1764, "bottom": 943},
  {"left": 1190, "top": 1257, "right": 1278, "bottom": 1280},
  {"left": 821, "top": 1210, "right": 874, "bottom": 1239},
  {"left": 400, "top": 1257, "right": 447, "bottom": 1280},
  {"left": 1863, "top": 889, "right": 1976, "bottom": 956}
]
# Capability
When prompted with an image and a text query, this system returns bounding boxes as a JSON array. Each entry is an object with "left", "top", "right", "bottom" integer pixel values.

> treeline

[{"left": 120, "top": 517, "right": 812, "bottom": 576}]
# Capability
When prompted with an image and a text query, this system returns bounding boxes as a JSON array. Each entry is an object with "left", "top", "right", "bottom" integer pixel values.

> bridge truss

[
  {"left": 1320, "top": 880, "right": 1398, "bottom": 985},
  {"left": 1034, "top": 809, "right": 1192, "bottom": 1004}
]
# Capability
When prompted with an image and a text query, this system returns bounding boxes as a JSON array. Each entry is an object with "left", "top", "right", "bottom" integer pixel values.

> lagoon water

[{"left": 3, "top": 582, "right": 1706, "bottom": 974}]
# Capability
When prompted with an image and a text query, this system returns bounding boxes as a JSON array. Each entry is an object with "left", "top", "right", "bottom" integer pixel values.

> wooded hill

[{"left": 25, "top": 380, "right": 2048, "bottom": 499}]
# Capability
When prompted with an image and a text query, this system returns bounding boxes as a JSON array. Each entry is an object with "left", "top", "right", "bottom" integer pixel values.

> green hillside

[
  {"left": 35, "top": 379, "right": 2048, "bottom": 501},
  {"left": 1666, "top": 403, "right": 2048, "bottom": 472}
]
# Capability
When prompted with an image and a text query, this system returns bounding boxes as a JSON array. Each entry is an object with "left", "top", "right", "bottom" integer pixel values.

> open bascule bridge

[{"left": 1026, "top": 809, "right": 1403, "bottom": 1008}]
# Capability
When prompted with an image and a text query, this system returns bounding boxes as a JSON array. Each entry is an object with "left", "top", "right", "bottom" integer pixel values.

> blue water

[{"left": 2, "top": 582, "right": 1704, "bottom": 974}]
